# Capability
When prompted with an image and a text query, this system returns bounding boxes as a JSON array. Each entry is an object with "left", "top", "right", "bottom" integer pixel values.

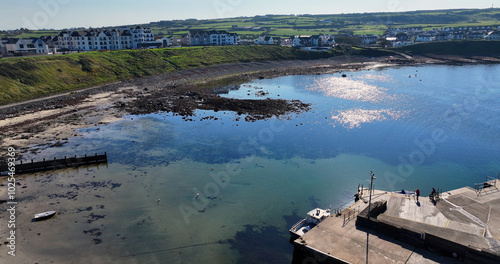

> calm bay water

[{"left": 27, "top": 64, "right": 500, "bottom": 263}]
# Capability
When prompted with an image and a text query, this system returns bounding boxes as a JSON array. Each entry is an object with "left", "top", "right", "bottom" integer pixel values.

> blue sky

[{"left": 1, "top": 0, "right": 498, "bottom": 30}]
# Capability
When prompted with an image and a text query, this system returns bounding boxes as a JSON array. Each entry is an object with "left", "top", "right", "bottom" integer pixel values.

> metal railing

[
  {"left": 342, "top": 206, "right": 360, "bottom": 227},
  {"left": 474, "top": 174, "right": 499, "bottom": 195}
]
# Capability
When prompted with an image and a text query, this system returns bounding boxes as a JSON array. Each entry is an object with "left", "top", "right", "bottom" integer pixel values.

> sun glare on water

[
  {"left": 307, "top": 75, "right": 394, "bottom": 103},
  {"left": 331, "top": 108, "right": 405, "bottom": 129}
]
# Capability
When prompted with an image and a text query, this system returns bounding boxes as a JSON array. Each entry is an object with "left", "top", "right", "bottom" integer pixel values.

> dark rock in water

[{"left": 93, "top": 238, "right": 102, "bottom": 244}]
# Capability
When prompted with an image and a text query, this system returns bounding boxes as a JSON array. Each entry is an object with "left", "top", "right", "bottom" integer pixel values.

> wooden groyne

[{"left": 0, "top": 152, "right": 107, "bottom": 175}]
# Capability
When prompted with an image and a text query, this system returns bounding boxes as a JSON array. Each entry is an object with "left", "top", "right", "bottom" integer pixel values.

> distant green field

[
  {"left": 0, "top": 30, "right": 60, "bottom": 38},
  {"left": 132, "top": 9, "right": 500, "bottom": 38},
  {"left": 3, "top": 9, "right": 499, "bottom": 39}
]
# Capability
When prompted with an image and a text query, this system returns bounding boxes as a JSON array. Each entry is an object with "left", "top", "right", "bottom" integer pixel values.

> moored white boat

[
  {"left": 289, "top": 208, "right": 330, "bottom": 240},
  {"left": 34, "top": 211, "right": 56, "bottom": 220}
]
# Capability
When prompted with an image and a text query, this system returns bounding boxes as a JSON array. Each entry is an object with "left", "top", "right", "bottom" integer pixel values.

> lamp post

[{"left": 367, "top": 171, "right": 376, "bottom": 221}]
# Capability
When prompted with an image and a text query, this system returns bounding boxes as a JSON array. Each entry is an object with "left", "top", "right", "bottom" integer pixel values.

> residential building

[
  {"left": 49, "top": 26, "right": 154, "bottom": 51},
  {"left": 466, "top": 31, "right": 487, "bottom": 39},
  {"left": 187, "top": 30, "right": 239, "bottom": 46},
  {"left": 416, "top": 34, "right": 434, "bottom": 42},
  {"left": 290, "top": 34, "right": 334, "bottom": 47},
  {"left": 485, "top": 31, "right": 500, "bottom": 40},
  {"left": 255, "top": 36, "right": 281, "bottom": 45},
  {"left": 358, "top": 35, "right": 378, "bottom": 45},
  {"left": 0, "top": 37, "right": 49, "bottom": 55}
]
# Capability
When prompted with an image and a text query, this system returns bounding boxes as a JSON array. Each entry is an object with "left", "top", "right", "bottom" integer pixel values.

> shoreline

[
  {"left": 1, "top": 54, "right": 499, "bottom": 158},
  {"left": 1, "top": 55, "right": 499, "bottom": 263}
]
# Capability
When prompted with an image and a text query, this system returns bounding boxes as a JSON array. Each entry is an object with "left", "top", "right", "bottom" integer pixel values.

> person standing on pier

[{"left": 415, "top": 188, "right": 420, "bottom": 202}]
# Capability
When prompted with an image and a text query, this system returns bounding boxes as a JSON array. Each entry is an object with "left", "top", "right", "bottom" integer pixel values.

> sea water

[{"left": 20, "top": 64, "right": 500, "bottom": 263}]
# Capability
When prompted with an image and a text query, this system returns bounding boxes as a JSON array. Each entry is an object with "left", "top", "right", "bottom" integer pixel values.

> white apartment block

[
  {"left": 188, "top": 30, "right": 240, "bottom": 46},
  {"left": 51, "top": 26, "right": 155, "bottom": 51}
]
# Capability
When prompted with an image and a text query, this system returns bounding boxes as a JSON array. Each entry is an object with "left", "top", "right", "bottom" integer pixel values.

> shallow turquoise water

[{"left": 30, "top": 64, "right": 500, "bottom": 263}]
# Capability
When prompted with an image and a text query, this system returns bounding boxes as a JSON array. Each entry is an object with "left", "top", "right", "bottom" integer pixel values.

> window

[{"left": 20, "top": 44, "right": 24, "bottom": 48}]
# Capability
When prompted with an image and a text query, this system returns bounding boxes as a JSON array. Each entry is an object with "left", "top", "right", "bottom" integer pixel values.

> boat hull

[{"left": 34, "top": 211, "right": 56, "bottom": 220}]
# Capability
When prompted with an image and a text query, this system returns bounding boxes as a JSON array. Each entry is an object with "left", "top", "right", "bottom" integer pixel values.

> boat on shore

[
  {"left": 34, "top": 211, "right": 56, "bottom": 220},
  {"left": 289, "top": 208, "right": 331, "bottom": 240}
]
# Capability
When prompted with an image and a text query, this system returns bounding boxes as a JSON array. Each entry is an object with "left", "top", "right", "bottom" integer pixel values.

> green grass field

[{"left": 3, "top": 9, "right": 499, "bottom": 40}]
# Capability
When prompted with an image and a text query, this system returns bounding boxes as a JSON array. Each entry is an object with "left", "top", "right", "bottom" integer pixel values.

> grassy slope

[{"left": 0, "top": 46, "right": 351, "bottom": 105}]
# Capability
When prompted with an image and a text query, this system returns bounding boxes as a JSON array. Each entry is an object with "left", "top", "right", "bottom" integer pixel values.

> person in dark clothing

[{"left": 415, "top": 188, "right": 420, "bottom": 201}]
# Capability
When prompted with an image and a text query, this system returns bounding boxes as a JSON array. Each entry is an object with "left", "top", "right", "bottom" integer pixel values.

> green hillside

[
  {"left": 2, "top": 8, "right": 499, "bottom": 39},
  {"left": 0, "top": 46, "right": 353, "bottom": 105},
  {"left": 145, "top": 8, "right": 500, "bottom": 38}
]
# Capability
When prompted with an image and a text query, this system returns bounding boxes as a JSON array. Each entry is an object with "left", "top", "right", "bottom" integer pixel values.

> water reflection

[
  {"left": 331, "top": 108, "right": 406, "bottom": 129},
  {"left": 306, "top": 76, "right": 394, "bottom": 103},
  {"left": 16, "top": 64, "right": 500, "bottom": 264}
]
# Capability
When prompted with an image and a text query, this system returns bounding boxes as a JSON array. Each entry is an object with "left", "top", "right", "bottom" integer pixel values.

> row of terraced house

[
  {"left": 0, "top": 26, "right": 158, "bottom": 56},
  {"left": 0, "top": 27, "right": 241, "bottom": 56},
  {"left": 385, "top": 26, "right": 500, "bottom": 47}
]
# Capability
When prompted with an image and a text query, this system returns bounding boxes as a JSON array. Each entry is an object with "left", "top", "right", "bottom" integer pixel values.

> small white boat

[
  {"left": 289, "top": 208, "right": 331, "bottom": 240},
  {"left": 34, "top": 211, "right": 56, "bottom": 220}
]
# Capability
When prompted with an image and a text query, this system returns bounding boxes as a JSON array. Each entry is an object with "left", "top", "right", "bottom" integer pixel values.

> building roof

[{"left": 4, "top": 38, "right": 20, "bottom": 44}]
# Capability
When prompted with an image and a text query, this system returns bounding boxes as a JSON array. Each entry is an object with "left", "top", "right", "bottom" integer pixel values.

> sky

[{"left": 0, "top": 0, "right": 498, "bottom": 30}]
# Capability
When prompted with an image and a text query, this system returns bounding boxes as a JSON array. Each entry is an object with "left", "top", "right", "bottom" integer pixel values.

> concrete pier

[{"left": 291, "top": 180, "right": 500, "bottom": 263}]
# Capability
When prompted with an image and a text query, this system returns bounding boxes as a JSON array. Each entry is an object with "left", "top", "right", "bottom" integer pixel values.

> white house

[
  {"left": 0, "top": 38, "right": 49, "bottom": 55},
  {"left": 291, "top": 36, "right": 311, "bottom": 47},
  {"left": 130, "top": 26, "right": 155, "bottom": 48},
  {"left": 255, "top": 36, "right": 274, "bottom": 45},
  {"left": 209, "top": 31, "right": 239, "bottom": 45},
  {"left": 186, "top": 30, "right": 239, "bottom": 46}
]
